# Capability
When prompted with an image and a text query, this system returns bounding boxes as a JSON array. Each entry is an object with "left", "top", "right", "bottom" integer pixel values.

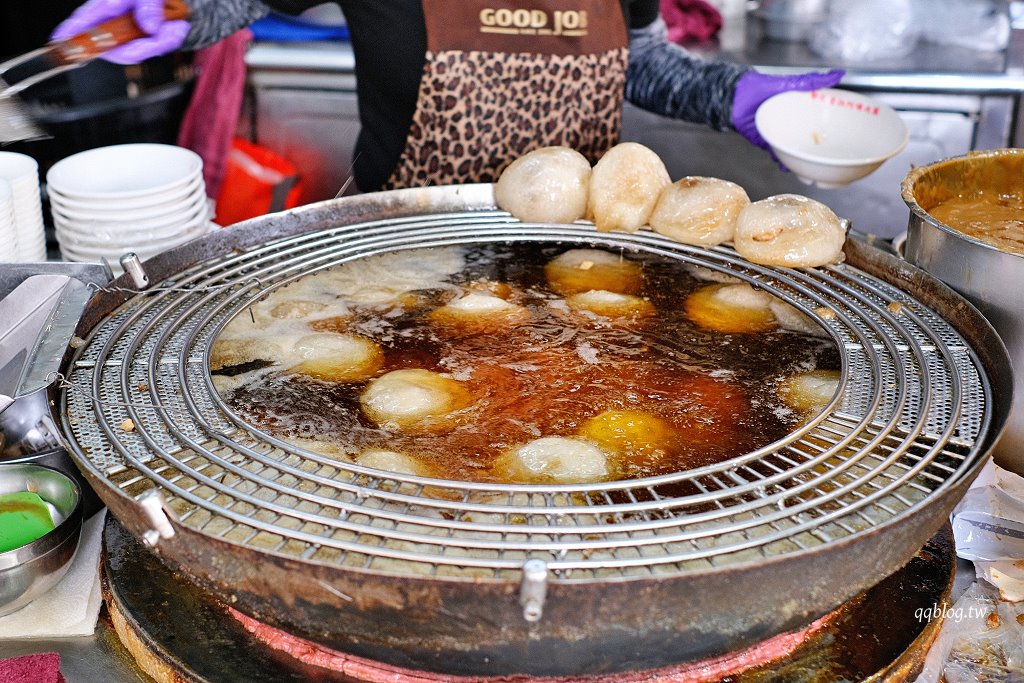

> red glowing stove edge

[{"left": 227, "top": 606, "right": 834, "bottom": 683}]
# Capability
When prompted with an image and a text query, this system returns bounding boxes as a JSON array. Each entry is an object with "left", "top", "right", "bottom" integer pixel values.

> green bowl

[{"left": 0, "top": 464, "right": 82, "bottom": 616}]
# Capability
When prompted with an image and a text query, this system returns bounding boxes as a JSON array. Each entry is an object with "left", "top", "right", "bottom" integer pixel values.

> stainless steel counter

[
  {"left": 0, "top": 621, "right": 149, "bottom": 683},
  {"left": 244, "top": 5, "right": 1024, "bottom": 90},
  {"left": 711, "top": 11, "right": 1024, "bottom": 91}
]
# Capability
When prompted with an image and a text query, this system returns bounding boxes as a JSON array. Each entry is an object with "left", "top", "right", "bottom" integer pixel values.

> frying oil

[{"left": 216, "top": 243, "right": 838, "bottom": 483}]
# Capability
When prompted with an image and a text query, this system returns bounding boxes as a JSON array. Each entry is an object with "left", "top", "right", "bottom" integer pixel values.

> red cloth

[
  {"left": 177, "top": 29, "right": 254, "bottom": 199},
  {"left": 0, "top": 652, "right": 66, "bottom": 683},
  {"left": 660, "top": 0, "right": 723, "bottom": 43}
]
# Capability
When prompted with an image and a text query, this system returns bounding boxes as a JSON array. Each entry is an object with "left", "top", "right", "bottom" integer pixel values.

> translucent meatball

[
  {"left": 495, "top": 146, "right": 591, "bottom": 223},
  {"left": 588, "top": 142, "right": 671, "bottom": 233},
  {"left": 360, "top": 368, "right": 471, "bottom": 431},
  {"left": 210, "top": 338, "right": 276, "bottom": 372},
  {"left": 495, "top": 436, "right": 609, "bottom": 484},
  {"left": 544, "top": 248, "right": 643, "bottom": 296},
  {"left": 355, "top": 449, "right": 424, "bottom": 476},
  {"left": 734, "top": 194, "right": 846, "bottom": 268},
  {"left": 579, "top": 410, "right": 674, "bottom": 475},
  {"left": 770, "top": 300, "right": 828, "bottom": 336},
  {"left": 650, "top": 176, "right": 750, "bottom": 246},
  {"left": 683, "top": 283, "right": 779, "bottom": 334},
  {"left": 428, "top": 292, "right": 530, "bottom": 332},
  {"left": 565, "top": 290, "right": 655, "bottom": 319},
  {"left": 779, "top": 370, "right": 841, "bottom": 416},
  {"left": 287, "top": 333, "right": 384, "bottom": 382},
  {"left": 268, "top": 300, "right": 332, "bottom": 319}
]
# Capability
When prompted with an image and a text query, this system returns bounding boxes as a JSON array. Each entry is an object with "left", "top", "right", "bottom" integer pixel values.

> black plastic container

[{"left": 5, "top": 57, "right": 195, "bottom": 174}]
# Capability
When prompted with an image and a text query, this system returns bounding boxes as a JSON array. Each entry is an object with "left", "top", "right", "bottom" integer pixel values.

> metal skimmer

[{"left": 60, "top": 210, "right": 991, "bottom": 586}]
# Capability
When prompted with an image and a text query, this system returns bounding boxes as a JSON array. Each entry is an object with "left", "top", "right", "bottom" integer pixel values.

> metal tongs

[{"left": 0, "top": 0, "right": 190, "bottom": 143}]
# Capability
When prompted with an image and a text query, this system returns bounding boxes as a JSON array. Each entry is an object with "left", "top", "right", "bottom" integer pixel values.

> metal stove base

[{"left": 101, "top": 516, "right": 954, "bottom": 683}]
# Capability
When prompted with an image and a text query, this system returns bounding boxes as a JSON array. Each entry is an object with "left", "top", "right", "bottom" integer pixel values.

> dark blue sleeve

[
  {"left": 624, "top": 18, "right": 749, "bottom": 131},
  {"left": 182, "top": 0, "right": 273, "bottom": 49}
]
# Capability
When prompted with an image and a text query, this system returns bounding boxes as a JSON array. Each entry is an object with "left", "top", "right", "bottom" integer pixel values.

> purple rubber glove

[
  {"left": 731, "top": 69, "right": 845, "bottom": 150},
  {"left": 50, "top": 0, "right": 190, "bottom": 65}
]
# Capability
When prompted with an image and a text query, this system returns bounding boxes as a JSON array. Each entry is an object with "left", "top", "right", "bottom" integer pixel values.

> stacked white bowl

[
  {"left": 0, "top": 180, "right": 18, "bottom": 261},
  {"left": 0, "top": 151, "right": 47, "bottom": 261},
  {"left": 48, "top": 144, "right": 213, "bottom": 273}
]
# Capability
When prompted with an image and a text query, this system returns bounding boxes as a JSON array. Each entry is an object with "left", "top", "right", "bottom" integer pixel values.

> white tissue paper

[{"left": 0, "top": 509, "right": 106, "bottom": 638}]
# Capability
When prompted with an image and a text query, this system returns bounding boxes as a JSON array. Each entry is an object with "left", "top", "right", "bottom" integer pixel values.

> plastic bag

[
  {"left": 809, "top": 0, "right": 919, "bottom": 62},
  {"left": 916, "top": 0, "right": 1010, "bottom": 51},
  {"left": 953, "top": 486, "right": 1024, "bottom": 563},
  {"left": 214, "top": 138, "right": 302, "bottom": 226},
  {"left": 913, "top": 582, "right": 1024, "bottom": 683},
  {"left": 953, "top": 461, "right": 1024, "bottom": 563},
  {"left": 952, "top": 462, "right": 1024, "bottom": 602}
]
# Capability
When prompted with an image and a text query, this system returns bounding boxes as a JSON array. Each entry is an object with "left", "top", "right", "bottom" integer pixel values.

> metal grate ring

[{"left": 61, "top": 213, "right": 992, "bottom": 582}]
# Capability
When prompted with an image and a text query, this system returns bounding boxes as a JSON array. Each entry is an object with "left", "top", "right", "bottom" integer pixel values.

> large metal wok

[{"left": 55, "top": 185, "right": 1012, "bottom": 676}]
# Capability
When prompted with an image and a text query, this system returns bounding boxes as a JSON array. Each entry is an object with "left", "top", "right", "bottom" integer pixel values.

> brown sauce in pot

[
  {"left": 212, "top": 243, "right": 838, "bottom": 483},
  {"left": 928, "top": 192, "right": 1024, "bottom": 256}
]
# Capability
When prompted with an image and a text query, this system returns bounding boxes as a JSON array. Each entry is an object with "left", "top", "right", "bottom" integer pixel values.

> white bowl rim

[
  {"left": 756, "top": 88, "right": 910, "bottom": 166},
  {"left": 48, "top": 173, "right": 204, "bottom": 209},
  {"left": 55, "top": 210, "right": 211, "bottom": 245},
  {"left": 51, "top": 192, "right": 209, "bottom": 227},
  {"left": 46, "top": 143, "right": 203, "bottom": 199},
  {"left": 58, "top": 221, "right": 212, "bottom": 257},
  {"left": 0, "top": 151, "right": 39, "bottom": 182}
]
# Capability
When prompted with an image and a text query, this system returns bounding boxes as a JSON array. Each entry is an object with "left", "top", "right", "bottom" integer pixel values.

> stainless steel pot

[
  {"left": 0, "top": 463, "right": 83, "bottom": 616},
  {"left": 902, "top": 148, "right": 1024, "bottom": 476}
]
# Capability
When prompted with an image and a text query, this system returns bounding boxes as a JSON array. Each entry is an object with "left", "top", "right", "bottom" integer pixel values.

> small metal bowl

[{"left": 0, "top": 464, "right": 83, "bottom": 616}]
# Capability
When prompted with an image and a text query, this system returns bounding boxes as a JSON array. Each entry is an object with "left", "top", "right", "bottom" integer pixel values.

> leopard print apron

[{"left": 384, "top": 0, "right": 629, "bottom": 189}]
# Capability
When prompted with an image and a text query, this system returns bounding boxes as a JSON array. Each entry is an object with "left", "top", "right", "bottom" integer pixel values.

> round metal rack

[{"left": 61, "top": 212, "right": 991, "bottom": 583}]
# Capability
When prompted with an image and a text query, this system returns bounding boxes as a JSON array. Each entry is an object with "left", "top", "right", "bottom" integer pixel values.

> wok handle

[{"left": 51, "top": 0, "right": 190, "bottom": 65}]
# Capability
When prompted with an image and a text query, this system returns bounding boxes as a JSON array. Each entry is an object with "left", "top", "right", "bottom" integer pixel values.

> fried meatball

[
  {"left": 650, "top": 176, "right": 750, "bottom": 246},
  {"left": 683, "top": 283, "right": 779, "bottom": 334},
  {"left": 544, "top": 248, "right": 643, "bottom": 295},
  {"left": 495, "top": 436, "right": 609, "bottom": 484},
  {"left": 734, "top": 194, "right": 846, "bottom": 267},
  {"left": 287, "top": 333, "right": 384, "bottom": 382},
  {"left": 428, "top": 292, "right": 530, "bottom": 332},
  {"left": 360, "top": 369, "right": 471, "bottom": 431},
  {"left": 565, "top": 290, "right": 655, "bottom": 319},
  {"left": 779, "top": 370, "right": 841, "bottom": 416},
  {"left": 588, "top": 142, "right": 671, "bottom": 233},
  {"left": 495, "top": 146, "right": 591, "bottom": 223}
]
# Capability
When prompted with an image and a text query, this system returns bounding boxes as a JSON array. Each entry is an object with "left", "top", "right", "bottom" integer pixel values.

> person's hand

[
  {"left": 731, "top": 69, "right": 845, "bottom": 150},
  {"left": 50, "top": 0, "right": 190, "bottom": 65}
]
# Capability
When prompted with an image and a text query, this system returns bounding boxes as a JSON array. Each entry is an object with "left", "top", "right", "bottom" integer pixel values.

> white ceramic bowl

[
  {"left": 59, "top": 234, "right": 199, "bottom": 264},
  {"left": 50, "top": 188, "right": 209, "bottom": 225},
  {"left": 55, "top": 215, "right": 205, "bottom": 247},
  {"left": 56, "top": 212, "right": 211, "bottom": 252},
  {"left": 46, "top": 144, "right": 203, "bottom": 200},
  {"left": 48, "top": 173, "right": 204, "bottom": 212},
  {"left": 755, "top": 88, "right": 909, "bottom": 188},
  {"left": 0, "top": 151, "right": 39, "bottom": 184}
]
